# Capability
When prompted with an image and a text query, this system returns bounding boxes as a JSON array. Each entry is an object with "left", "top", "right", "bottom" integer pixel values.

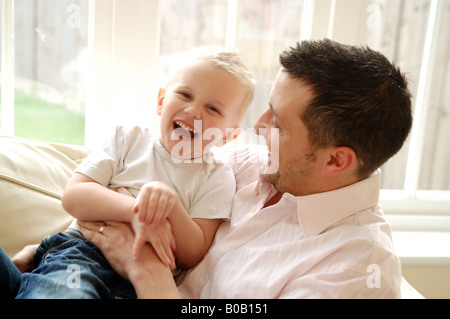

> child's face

[{"left": 157, "top": 59, "right": 248, "bottom": 159}]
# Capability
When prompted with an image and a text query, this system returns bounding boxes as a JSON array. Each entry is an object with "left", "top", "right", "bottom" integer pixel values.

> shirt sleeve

[
  {"left": 278, "top": 268, "right": 400, "bottom": 299},
  {"left": 225, "top": 144, "right": 269, "bottom": 191},
  {"left": 75, "top": 126, "right": 126, "bottom": 187},
  {"left": 187, "top": 163, "right": 236, "bottom": 220}
]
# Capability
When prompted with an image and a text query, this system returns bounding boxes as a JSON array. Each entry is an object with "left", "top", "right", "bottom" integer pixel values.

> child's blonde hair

[{"left": 162, "top": 46, "right": 256, "bottom": 115}]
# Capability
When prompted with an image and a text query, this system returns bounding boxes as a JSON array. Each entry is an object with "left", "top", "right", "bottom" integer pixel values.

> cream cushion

[{"left": 0, "top": 136, "right": 89, "bottom": 257}]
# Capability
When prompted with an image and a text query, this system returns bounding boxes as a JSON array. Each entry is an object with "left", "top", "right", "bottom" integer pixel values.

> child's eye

[
  {"left": 178, "top": 92, "right": 191, "bottom": 99},
  {"left": 208, "top": 105, "right": 221, "bottom": 115}
]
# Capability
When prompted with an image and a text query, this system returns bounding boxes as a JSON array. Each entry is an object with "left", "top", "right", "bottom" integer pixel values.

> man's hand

[
  {"left": 116, "top": 186, "right": 176, "bottom": 266},
  {"left": 78, "top": 220, "right": 181, "bottom": 298},
  {"left": 78, "top": 221, "right": 137, "bottom": 280},
  {"left": 131, "top": 214, "right": 176, "bottom": 267}
]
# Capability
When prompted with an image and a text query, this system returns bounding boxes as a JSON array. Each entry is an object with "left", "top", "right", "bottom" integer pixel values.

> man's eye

[{"left": 271, "top": 119, "right": 279, "bottom": 128}]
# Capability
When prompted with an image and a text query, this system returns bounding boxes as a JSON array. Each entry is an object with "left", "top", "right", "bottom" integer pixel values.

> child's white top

[{"left": 70, "top": 125, "right": 234, "bottom": 227}]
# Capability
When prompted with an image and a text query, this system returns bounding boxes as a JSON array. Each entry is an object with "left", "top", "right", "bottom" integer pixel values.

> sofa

[
  {"left": 0, "top": 135, "right": 423, "bottom": 298},
  {"left": 0, "top": 135, "right": 89, "bottom": 258}
]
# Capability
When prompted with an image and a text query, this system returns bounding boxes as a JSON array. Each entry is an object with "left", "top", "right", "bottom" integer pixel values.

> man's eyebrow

[
  {"left": 269, "top": 102, "right": 277, "bottom": 118},
  {"left": 269, "top": 102, "right": 284, "bottom": 129}
]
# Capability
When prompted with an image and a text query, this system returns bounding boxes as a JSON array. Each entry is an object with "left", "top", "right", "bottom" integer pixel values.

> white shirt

[
  {"left": 177, "top": 145, "right": 402, "bottom": 298},
  {"left": 74, "top": 125, "right": 235, "bottom": 220}
]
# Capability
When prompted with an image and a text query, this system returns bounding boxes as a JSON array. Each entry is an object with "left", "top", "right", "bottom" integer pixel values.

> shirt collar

[{"left": 297, "top": 170, "right": 381, "bottom": 238}]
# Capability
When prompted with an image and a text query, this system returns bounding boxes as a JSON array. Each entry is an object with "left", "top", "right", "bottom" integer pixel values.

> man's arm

[
  {"left": 62, "top": 172, "right": 135, "bottom": 223},
  {"left": 278, "top": 269, "right": 400, "bottom": 298},
  {"left": 78, "top": 221, "right": 181, "bottom": 299},
  {"left": 128, "top": 244, "right": 182, "bottom": 299}
]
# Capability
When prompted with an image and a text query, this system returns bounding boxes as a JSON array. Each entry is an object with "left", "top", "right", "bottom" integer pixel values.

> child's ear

[{"left": 156, "top": 88, "right": 165, "bottom": 116}]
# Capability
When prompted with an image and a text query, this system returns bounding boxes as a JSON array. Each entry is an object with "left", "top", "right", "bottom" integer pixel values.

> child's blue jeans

[
  {"left": 15, "top": 231, "right": 136, "bottom": 299},
  {"left": 0, "top": 246, "right": 21, "bottom": 298}
]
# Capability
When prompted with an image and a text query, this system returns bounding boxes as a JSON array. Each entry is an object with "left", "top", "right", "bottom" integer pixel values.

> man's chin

[{"left": 260, "top": 170, "right": 279, "bottom": 185}]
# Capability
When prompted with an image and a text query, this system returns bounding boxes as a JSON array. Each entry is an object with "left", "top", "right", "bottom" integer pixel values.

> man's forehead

[{"left": 270, "top": 70, "right": 313, "bottom": 116}]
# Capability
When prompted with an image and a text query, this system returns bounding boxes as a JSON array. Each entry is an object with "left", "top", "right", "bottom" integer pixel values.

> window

[
  {"left": 2, "top": 0, "right": 449, "bottom": 226},
  {"left": 360, "top": 0, "right": 450, "bottom": 193},
  {"left": 295, "top": 0, "right": 450, "bottom": 235},
  {"left": 343, "top": 0, "right": 450, "bottom": 217},
  {"left": 158, "top": 0, "right": 450, "bottom": 223},
  {"left": 159, "top": 0, "right": 304, "bottom": 137},
  {"left": 1, "top": 0, "right": 89, "bottom": 145}
]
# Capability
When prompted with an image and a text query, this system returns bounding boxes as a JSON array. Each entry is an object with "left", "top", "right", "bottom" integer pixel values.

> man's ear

[
  {"left": 320, "top": 146, "right": 357, "bottom": 177},
  {"left": 156, "top": 88, "right": 165, "bottom": 116}
]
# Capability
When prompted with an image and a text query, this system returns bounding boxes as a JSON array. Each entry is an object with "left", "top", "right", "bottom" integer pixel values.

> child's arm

[
  {"left": 62, "top": 172, "right": 135, "bottom": 223},
  {"left": 64, "top": 178, "right": 176, "bottom": 267},
  {"left": 170, "top": 213, "right": 221, "bottom": 269},
  {"left": 133, "top": 182, "right": 221, "bottom": 269}
]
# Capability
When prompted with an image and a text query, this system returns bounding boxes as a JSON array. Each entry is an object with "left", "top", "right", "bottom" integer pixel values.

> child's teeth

[{"left": 176, "top": 121, "right": 196, "bottom": 133}]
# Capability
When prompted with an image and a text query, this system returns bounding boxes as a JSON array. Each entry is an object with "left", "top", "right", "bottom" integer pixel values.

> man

[{"left": 80, "top": 39, "right": 413, "bottom": 298}]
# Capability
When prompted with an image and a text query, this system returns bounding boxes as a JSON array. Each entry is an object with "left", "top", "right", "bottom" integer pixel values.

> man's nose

[{"left": 254, "top": 107, "right": 272, "bottom": 136}]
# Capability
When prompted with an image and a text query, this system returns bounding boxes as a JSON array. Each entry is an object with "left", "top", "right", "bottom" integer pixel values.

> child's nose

[{"left": 184, "top": 104, "right": 201, "bottom": 119}]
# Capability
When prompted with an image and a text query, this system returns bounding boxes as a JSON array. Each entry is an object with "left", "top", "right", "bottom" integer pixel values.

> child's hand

[
  {"left": 131, "top": 214, "right": 176, "bottom": 268},
  {"left": 12, "top": 244, "right": 39, "bottom": 273},
  {"left": 116, "top": 186, "right": 176, "bottom": 267},
  {"left": 133, "top": 181, "right": 178, "bottom": 227}
]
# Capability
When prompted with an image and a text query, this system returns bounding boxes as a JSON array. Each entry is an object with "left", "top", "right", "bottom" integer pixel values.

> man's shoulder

[
  {"left": 229, "top": 144, "right": 268, "bottom": 166},
  {"left": 212, "top": 144, "right": 268, "bottom": 171},
  {"left": 211, "top": 144, "right": 268, "bottom": 189}
]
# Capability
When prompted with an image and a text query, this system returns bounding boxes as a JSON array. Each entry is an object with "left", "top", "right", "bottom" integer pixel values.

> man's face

[{"left": 254, "top": 69, "right": 325, "bottom": 196}]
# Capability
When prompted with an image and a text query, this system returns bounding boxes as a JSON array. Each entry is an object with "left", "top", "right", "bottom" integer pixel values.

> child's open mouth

[{"left": 173, "top": 120, "right": 199, "bottom": 140}]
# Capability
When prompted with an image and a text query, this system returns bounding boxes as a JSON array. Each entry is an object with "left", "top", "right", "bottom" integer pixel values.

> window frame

[
  {"left": 1, "top": 0, "right": 449, "bottom": 247},
  {"left": 0, "top": 0, "right": 14, "bottom": 136},
  {"left": 303, "top": 0, "right": 450, "bottom": 231},
  {"left": 85, "top": 0, "right": 161, "bottom": 148}
]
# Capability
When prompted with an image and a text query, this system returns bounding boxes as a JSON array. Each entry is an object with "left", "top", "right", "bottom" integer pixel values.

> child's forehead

[
  {"left": 167, "top": 59, "right": 230, "bottom": 85},
  {"left": 176, "top": 58, "right": 217, "bottom": 74}
]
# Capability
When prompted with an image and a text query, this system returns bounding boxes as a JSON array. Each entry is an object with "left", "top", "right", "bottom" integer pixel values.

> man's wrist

[
  {"left": 127, "top": 262, "right": 148, "bottom": 286},
  {"left": 127, "top": 249, "right": 181, "bottom": 299}
]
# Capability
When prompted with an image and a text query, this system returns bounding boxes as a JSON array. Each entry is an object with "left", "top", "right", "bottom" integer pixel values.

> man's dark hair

[{"left": 280, "top": 39, "right": 413, "bottom": 178}]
